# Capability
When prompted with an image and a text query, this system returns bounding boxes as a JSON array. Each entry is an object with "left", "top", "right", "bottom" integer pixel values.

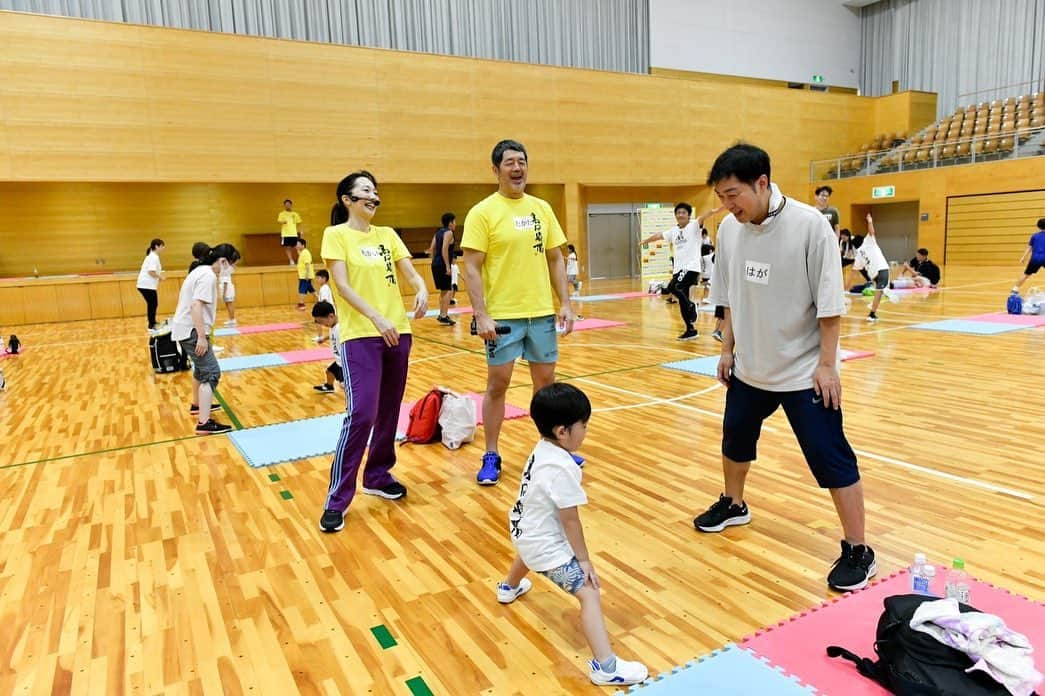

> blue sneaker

[{"left": 477, "top": 451, "right": 502, "bottom": 485}]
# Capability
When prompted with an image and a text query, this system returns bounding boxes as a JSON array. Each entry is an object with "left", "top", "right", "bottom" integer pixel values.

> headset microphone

[{"left": 349, "top": 195, "right": 381, "bottom": 207}]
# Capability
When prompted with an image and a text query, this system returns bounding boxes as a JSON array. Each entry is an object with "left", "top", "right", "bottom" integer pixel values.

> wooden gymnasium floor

[{"left": 1, "top": 265, "right": 1043, "bottom": 695}]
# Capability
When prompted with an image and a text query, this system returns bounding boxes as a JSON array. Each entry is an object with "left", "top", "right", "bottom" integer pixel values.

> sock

[{"left": 599, "top": 655, "right": 617, "bottom": 673}]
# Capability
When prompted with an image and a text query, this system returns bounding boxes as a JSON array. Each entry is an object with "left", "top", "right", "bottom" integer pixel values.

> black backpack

[{"left": 827, "top": 594, "right": 1014, "bottom": 695}]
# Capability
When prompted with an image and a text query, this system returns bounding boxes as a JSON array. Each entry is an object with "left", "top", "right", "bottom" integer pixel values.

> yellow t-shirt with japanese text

[
  {"left": 320, "top": 224, "right": 412, "bottom": 341},
  {"left": 461, "top": 192, "right": 567, "bottom": 319}
]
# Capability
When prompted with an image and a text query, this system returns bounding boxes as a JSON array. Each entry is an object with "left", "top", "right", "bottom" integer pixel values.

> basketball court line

[
  {"left": 853, "top": 448, "right": 1034, "bottom": 501},
  {"left": 591, "top": 383, "right": 721, "bottom": 413}
]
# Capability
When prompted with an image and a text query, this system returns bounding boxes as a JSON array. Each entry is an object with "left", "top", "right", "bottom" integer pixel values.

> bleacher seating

[{"left": 821, "top": 90, "right": 1045, "bottom": 179}]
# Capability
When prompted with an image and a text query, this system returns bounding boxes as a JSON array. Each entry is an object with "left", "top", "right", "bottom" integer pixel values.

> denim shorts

[
  {"left": 722, "top": 376, "right": 859, "bottom": 489},
  {"left": 539, "top": 557, "right": 586, "bottom": 594},
  {"left": 178, "top": 330, "right": 221, "bottom": 387},
  {"left": 485, "top": 315, "right": 558, "bottom": 366}
]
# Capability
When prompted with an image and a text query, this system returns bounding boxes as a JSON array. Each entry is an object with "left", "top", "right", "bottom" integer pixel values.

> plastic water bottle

[
  {"left": 923, "top": 565, "right": 937, "bottom": 597},
  {"left": 945, "top": 559, "right": 970, "bottom": 604},
  {"left": 911, "top": 553, "right": 929, "bottom": 594}
]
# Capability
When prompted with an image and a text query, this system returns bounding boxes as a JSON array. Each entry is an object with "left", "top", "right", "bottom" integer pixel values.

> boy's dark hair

[
  {"left": 706, "top": 143, "right": 771, "bottom": 187},
  {"left": 840, "top": 228, "right": 851, "bottom": 237},
  {"left": 815, "top": 185, "right": 833, "bottom": 196},
  {"left": 311, "top": 301, "right": 336, "bottom": 318},
  {"left": 315, "top": 269, "right": 329, "bottom": 280},
  {"left": 1038, "top": 218, "right": 1045, "bottom": 230},
  {"left": 530, "top": 383, "right": 591, "bottom": 440},
  {"left": 674, "top": 202, "right": 693, "bottom": 215},
  {"left": 284, "top": 198, "right": 292, "bottom": 205},
  {"left": 917, "top": 248, "right": 929, "bottom": 256},
  {"left": 441, "top": 212, "right": 455, "bottom": 227},
  {"left": 852, "top": 234, "right": 865, "bottom": 249},
  {"left": 491, "top": 139, "right": 527, "bottom": 167},
  {"left": 568, "top": 243, "right": 576, "bottom": 253},
  {"left": 296, "top": 238, "right": 307, "bottom": 247}
]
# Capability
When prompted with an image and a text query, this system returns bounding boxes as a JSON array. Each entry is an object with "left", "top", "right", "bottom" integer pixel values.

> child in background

[
  {"left": 313, "top": 269, "right": 334, "bottom": 342},
  {"left": 6, "top": 335, "right": 21, "bottom": 355},
  {"left": 296, "top": 238, "right": 315, "bottom": 310},
  {"left": 220, "top": 256, "right": 237, "bottom": 327},
  {"left": 566, "top": 244, "right": 582, "bottom": 297},
  {"left": 311, "top": 301, "right": 342, "bottom": 394},
  {"left": 450, "top": 259, "right": 460, "bottom": 306},
  {"left": 497, "top": 383, "right": 648, "bottom": 687}
]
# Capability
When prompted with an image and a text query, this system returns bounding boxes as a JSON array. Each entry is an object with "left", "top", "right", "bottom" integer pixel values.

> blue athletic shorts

[
  {"left": 722, "top": 376, "right": 859, "bottom": 489},
  {"left": 298, "top": 279, "right": 315, "bottom": 295},
  {"left": 539, "top": 557, "right": 586, "bottom": 594},
  {"left": 484, "top": 315, "right": 558, "bottom": 366}
]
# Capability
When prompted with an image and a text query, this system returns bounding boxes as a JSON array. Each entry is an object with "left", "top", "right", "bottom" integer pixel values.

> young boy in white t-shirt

[
  {"left": 313, "top": 269, "right": 334, "bottom": 343},
  {"left": 497, "top": 383, "right": 648, "bottom": 687},
  {"left": 311, "top": 301, "right": 342, "bottom": 393}
]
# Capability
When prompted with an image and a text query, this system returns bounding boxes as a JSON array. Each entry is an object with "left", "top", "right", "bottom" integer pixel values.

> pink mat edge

[
  {"left": 840, "top": 349, "right": 875, "bottom": 361},
  {"left": 572, "top": 318, "right": 627, "bottom": 330},
  {"left": 965, "top": 312, "right": 1045, "bottom": 326},
  {"left": 278, "top": 348, "right": 330, "bottom": 363}
]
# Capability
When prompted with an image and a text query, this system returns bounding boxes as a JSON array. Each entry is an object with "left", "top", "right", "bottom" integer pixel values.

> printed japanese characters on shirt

[
  {"left": 744, "top": 260, "right": 771, "bottom": 285},
  {"left": 360, "top": 244, "right": 397, "bottom": 286},
  {"left": 514, "top": 213, "right": 544, "bottom": 254},
  {"left": 509, "top": 453, "right": 536, "bottom": 539}
]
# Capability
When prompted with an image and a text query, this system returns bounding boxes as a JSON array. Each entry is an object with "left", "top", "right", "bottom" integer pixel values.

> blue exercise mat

[
  {"left": 909, "top": 319, "right": 1024, "bottom": 335},
  {"left": 620, "top": 645, "right": 814, "bottom": 696},
  {"left": 213, "top": 327, "right": 240, "bottom": 337},
  {"left": 217, "top": 353, "right": 288, "bottom": 372},
  {"left": 228, "top": 414, "right": 346, "bottom": 467},
  {"left": 660, "top": 355, "right": 720, "bottom": 378}
]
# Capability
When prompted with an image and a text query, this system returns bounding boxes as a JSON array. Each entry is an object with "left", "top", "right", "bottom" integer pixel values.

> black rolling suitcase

[{"left": 150, "top": 330, "right": 188, "bottom": 373}]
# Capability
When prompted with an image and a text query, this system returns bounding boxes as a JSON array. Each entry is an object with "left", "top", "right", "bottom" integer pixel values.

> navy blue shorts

[
  {"left": 722, "top": 377, "right": 859, "bottom": 489},
  {"left": 298, "top": 279, "right": 315, "bottom": 295}
]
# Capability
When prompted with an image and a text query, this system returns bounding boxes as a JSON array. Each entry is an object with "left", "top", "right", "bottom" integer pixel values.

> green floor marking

[
  {"left": 268, "top": 473, "right": 281, "bottom": 482},
  {"left": 279, "top": 490, "right": 293, "bottom": 500},
  {"left": 370, "top": 625, "right": 397, "bottom": 649},
  {"left": 405, "top": 676, "right": 433, "bottom": 696},
  {"left": 213, "top": 389, "right": 243, "bottom": 430}
]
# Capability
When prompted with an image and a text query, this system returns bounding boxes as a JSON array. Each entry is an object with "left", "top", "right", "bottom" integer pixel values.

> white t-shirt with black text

[
  {"left": 330, "top": 323, "right": 342, "bottom": 368},
  {"left": 508, "top": 439, "right": 588, "bottom": 572},
  {"left": 853, "top": 235, "right": 889, "bottom": 276},
  {"left": 663, "top": 221, "right": 702, "bottom": 274},
  {"left": 710, "top": 183, "right": 845, "bottom": 392},
  {"left": 171, "top": 265, "right": 218, "bottom": 342},
  {"left": 317, "top": 283, "right": 334, "bottom": 305}
]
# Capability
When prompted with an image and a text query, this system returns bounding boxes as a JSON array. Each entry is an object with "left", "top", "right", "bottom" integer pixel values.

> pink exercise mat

[
  {"left": 237, "top": 322, "right": 303, "bottom": 334},
  {"left": 396, "top": 392, "right": 528, "bottom": 433},
  {"left": 278, "top": 347, "right": 331, "bottom": 364},
  {"left": 965, "top": 312, "right": 1045, "bottom": 327},
  {"left": 570, "top": 318, "right": 627, "bottom": 331},
  {"left": 840, "top": 349, "right": 875, "bottom": 361},
  {"left": 740, "top": 569, "right": 1045, "bottom": 696}
]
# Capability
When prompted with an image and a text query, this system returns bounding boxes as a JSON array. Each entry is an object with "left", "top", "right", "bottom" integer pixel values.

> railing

[
  {"left": 958, "top": 79, "right": 1044, "bottom": 104},
  {"left": 810, "top": 126, "right": 1045, "bottom": 181}
]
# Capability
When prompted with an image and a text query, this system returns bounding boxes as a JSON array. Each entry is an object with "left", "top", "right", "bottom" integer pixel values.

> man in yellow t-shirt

[
  {"left": 295, "top": 238, "right": 315, "bottom": 310},
  {"left": 462, "top": 139, "right": 575, "bottom": 486},
  {"left": 278, "top": 198, "right": 304, "bottom": 265}
]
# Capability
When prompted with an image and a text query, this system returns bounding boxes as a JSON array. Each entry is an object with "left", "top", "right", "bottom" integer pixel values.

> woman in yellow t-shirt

[{"left": 317, "top": 170, "right": 428, "bottom": 533}]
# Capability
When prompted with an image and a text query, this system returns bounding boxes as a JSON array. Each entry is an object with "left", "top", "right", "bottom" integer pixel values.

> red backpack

[{"left": 404, "top": 389, "right": 444, "bottom": 444}]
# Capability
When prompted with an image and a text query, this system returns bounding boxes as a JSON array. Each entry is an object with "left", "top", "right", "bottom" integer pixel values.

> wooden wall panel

[
  {"left": 232, "top": 272, "right": 264, "bottom": 309},
  {"left": 810, "top": 157, "right": 1045, "bottom": 264},
  {"left": 88, "top": 282, "right": 124, "bottom": 319},
  {"left": 21, "top": 285, "right": 61, "bottom": 323},
  {"left": 946, "top": 190, "right": 1045, "bottom": 265},
  {"left": 0, "top": 286, "right": 25, "bottom": 324}
]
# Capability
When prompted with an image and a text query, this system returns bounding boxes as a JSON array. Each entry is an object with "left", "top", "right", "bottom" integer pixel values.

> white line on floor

[
  {"left": 592, "top": 383, "right": 721, "bottom": 413},
  {"left": 853, "top": 448, "right": 1033, "bottom": 500}
]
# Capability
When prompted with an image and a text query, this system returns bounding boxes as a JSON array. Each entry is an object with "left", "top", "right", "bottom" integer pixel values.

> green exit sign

[
  {"left": 645, "top": 203, "right": 663, "bottom": 209},
  {"left": 812, "top": 75, "right": 825, "bottom": 84},
  {"left": 872, "top": 185, "right": 896, "bottom": 199}
]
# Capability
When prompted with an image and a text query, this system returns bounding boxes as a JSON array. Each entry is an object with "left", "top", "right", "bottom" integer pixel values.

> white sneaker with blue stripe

[
  {"left": 588, "top": 657, "right": 648, "bottom": 686},
  {"left": 496, "top": 578, "right": 532, "bottom": 604}
]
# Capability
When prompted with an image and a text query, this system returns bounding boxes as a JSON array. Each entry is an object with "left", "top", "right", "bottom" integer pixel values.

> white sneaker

[
  {"left": 212, "top": 345, "right": 225, "bottom": 353},
  {"left": 866, "top": 314, "right": 879, "bottom": 323},
  {"left": 312, "top": 335, "right": 323, "bottom": 343},
  {"left": 884, "top": 288, "right": 900, "bottom": 304},
  {"left": 496, "top": 578, "right": 532, "bottom": 604},
  {"left": 224, "top": 319, "right": 237, "bottom": 327},
  {"left": 589, "top": 657, "right": 648, "bottom": 686}
]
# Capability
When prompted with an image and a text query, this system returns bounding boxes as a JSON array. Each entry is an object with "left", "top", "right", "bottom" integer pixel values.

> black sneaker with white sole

[
  {"left": 189, "top": 402, "right": 223, "bottom": 416},
  {"left": 195, "top": 419, "right": 232, "bottom": 435},
  {"left": 313, "top": 384, "right": 334, "bottom": 393},
  {"left": 436, "top": 315, "right": 456, "bottom": 326},
  {"left": 694, "top": 494, "right": 751, "bottom": 532},
  {"left": 827, "top": 540, "right": 877, "bottom": 591},
  {"left": 319, "top": 508, "right": 345, "bottom": 533},
  {"left": 362, "top": 481, "right": 407, "bottom": 500},
  {"left": 677, "top": 328, "right": 699, "bottom": 341}
]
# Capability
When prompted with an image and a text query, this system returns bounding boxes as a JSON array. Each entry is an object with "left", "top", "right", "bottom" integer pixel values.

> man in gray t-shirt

[{"left": 693, "top": 144, "right": 875, "bottom": 593}]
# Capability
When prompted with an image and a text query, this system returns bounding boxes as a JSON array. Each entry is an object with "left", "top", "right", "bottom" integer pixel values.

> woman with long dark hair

[
  {"left": 136, "top": 238, "right": 166, "bottom": 331},
  {"left": 170, "top": 243, "right": 241, "bottom": 435},
  {"left": 318, "top": 171, "right": 428, "bottom": 533}
]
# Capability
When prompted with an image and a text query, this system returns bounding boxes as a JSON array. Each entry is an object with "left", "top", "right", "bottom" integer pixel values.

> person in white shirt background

[
  {"left": 566, "top": 244, "right": 581, "bottom": 297},
  {"left": 313, "top": 269, "right": 334, "bottom": 342},
  {"left": 852, "top": 213, "right": 898, "bottom": 323},
  {"left": 219, "top": 255, "right": 237, "bottom": 327},
  {"left": 136, "top": 238, "right": 166, "bottom": 332}
]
